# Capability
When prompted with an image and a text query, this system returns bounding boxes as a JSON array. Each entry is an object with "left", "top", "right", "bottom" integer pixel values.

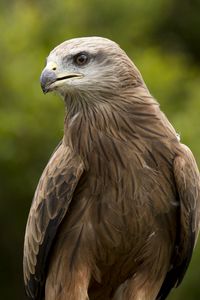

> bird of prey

[{"left": 23, "top": 37, "right": 200, "bottom": 300}]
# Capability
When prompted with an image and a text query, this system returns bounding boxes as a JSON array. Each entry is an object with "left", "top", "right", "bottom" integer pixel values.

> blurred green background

[{"left": 0, "top": 0, "right": 200, "bottom": 299}]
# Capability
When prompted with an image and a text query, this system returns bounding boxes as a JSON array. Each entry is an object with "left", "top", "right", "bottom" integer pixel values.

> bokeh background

[{"left": 1, "top": 0, "right": 200, "bottom": 299}]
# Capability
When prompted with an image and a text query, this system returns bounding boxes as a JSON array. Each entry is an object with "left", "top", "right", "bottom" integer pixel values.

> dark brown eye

[{"left": 74, "top": 53, "right": 89, "bottom": 66}]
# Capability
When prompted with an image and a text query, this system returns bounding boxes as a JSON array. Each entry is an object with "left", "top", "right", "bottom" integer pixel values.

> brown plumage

[{"left": 23, "top": 37, "right": 200, "bottom": 300}]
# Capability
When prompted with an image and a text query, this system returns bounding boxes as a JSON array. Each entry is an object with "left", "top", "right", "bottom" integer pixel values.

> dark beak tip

[{"left": 41, "top": 84, "right": 49, "bottom": 94}]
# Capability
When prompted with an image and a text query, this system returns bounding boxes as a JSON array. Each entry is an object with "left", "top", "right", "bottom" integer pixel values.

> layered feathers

[{"left": 23, "top": 37, "right": 200, "bottom": 300}]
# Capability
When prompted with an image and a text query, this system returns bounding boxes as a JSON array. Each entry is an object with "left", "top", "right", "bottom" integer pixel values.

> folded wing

[
  {"left": 157, "top": 144, "right": 200, "bottom": 300},
  {"left": 23, "top": 142, "right": 84, "bottom": 299}
]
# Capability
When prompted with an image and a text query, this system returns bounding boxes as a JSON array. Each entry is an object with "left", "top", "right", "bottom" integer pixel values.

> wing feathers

[
  {"left": 157, "top": 144, "right": 200, "bottom": 300},
  {"left": 23, "top": 142, "right": 84, "bottom": 299}
]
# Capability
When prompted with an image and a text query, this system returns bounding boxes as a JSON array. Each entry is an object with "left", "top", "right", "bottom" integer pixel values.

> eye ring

[{"left": 74, "top": 53, "right": 89, "bottom": 66}]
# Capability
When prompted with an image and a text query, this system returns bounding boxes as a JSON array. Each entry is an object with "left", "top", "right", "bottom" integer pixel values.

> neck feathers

[{"left": 63, "top": 88, "right": 178, "bottom": 167}]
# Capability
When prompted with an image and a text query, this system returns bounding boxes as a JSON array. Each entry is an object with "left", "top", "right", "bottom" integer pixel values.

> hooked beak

[{"left": 40, "top": 63, "right": 83, "bottom": 94}]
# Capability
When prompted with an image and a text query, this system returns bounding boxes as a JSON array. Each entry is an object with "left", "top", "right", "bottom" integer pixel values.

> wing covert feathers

[{"left": 23, "top": 142, "right": 84, "bottom": 299}]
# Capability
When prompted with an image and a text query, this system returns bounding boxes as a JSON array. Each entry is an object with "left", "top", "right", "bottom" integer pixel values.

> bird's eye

[{"left": 74, "top": 53, "right": 89, "bottom": 66}]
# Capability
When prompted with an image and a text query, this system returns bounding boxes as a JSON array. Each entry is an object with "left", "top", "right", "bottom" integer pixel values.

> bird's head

[{"left": 40, "top": 37, "right": 143, "bottom": 100}]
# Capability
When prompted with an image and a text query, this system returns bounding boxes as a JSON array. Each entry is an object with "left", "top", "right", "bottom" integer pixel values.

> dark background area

[{"left": 0, "top": 0, "right": 200, "bottom": 299}]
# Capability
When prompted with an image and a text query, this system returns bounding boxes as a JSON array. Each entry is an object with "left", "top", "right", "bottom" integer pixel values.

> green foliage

[{"left": 0, "top": 1, "right": 200, "bottom": 299}]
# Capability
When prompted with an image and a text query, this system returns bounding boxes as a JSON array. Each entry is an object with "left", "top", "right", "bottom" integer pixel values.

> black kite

[{"left": 23, "top": 37, "right": 200, "bottom": 300}]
